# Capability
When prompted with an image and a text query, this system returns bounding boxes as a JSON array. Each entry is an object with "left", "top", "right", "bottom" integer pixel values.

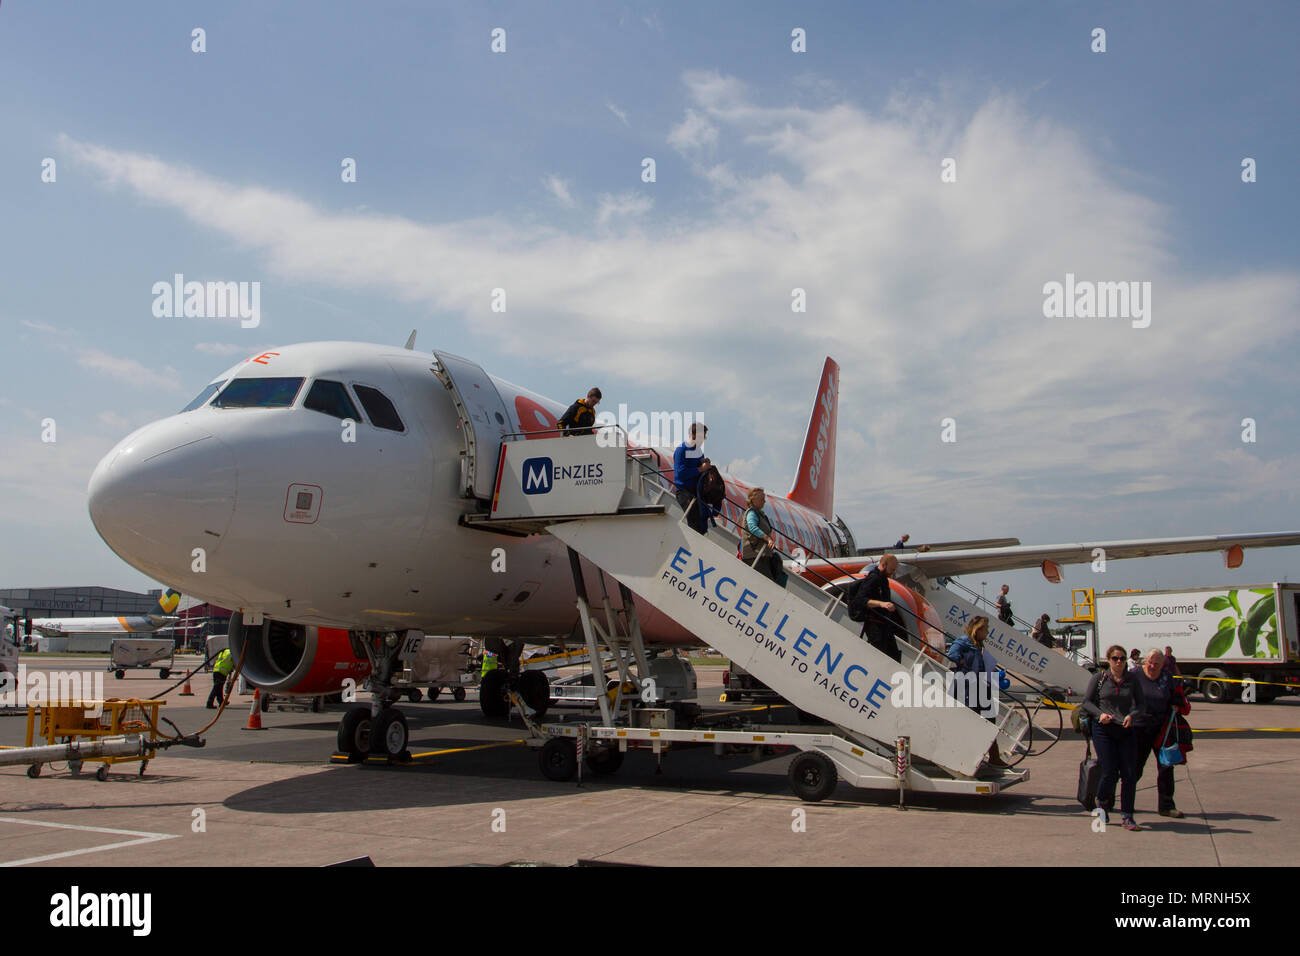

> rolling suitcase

[{"left": 1077, "top": 736, "right": 1102, "bottom": 811}]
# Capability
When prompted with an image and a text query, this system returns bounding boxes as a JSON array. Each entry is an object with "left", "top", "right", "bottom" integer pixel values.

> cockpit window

[
  {"left": 353, "top": 384, "right": 405, "bottom": 432},
  {"left": 212, "top": 377, "right": 304, "bottom": 409},
  {"left": 180, "top": 380, "right": 226, "bottom": 413},
  {"left": 304, "top": 379, "right": 360, "bottom": 421}
]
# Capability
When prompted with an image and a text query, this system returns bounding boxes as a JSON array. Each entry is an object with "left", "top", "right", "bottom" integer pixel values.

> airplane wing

[{"left": 805, "top": 531, "right": 1300, "bottom": 580}]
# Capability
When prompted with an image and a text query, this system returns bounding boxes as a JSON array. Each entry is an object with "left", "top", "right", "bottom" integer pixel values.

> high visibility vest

[
  {"left": 480, "top": 651, "right": 498, "bottom": 677},
  {"left": 214, "top": 649, "right": 234, "bottom": 676}
]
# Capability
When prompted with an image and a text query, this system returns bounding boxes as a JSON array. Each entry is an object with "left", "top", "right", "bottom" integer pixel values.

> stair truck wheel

[
  {"left": 479, "top": 669, "right": 509, "bottom": 718},
  {"left": 372, "top": 709, "right": 409, "bottom": 760},
  {"left": 788, "top": 751, "right": 838, "bottom": 802},
  {"left": 519, "top": 670, "right": 551, "bottom": 717},
  {"left": 539, "top": 737, "right": 577, "bottom": 781},
  {"left": 453, "top": 686, "right": 466, "bottom": 702},
  {"left": 338, "top": 706, "right": 372, "bottom": 761},
  {"left": 586, "top": 745, "right": 624, "bottom": 775}
]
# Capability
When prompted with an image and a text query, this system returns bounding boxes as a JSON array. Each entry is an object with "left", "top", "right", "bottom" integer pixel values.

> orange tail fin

[{"left": 786, "top": 357, "right": 839, "bottom": 521}]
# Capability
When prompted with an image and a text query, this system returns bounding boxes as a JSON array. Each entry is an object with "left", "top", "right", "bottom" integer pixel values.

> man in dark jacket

[
  {"left": 557, "top": 388, "right": 602, "bottom": 435},
  {"left": 858, "top": 554, "right": 903, "bottom": 663},
  {"left": 673, "top": 423, "right": 711, "bottom": 534}
]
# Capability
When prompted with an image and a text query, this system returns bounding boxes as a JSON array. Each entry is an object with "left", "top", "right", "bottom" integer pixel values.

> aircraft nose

[{"left": 88, "top": 421, "right": 237, "bottom": 575}]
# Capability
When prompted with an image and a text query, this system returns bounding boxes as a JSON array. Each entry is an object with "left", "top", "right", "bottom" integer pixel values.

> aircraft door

[{"left": 432, "top": 351, "right": 513, "bottom": 500}]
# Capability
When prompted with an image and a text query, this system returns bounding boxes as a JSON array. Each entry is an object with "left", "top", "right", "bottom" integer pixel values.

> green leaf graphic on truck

[{"left": 1203, "top": 589, "right": 1276, "bottom": 658}]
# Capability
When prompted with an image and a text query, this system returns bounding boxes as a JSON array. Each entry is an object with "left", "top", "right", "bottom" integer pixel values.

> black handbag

[{"left": 1077, "top": 735, "right": 1102, "bottom": 811}]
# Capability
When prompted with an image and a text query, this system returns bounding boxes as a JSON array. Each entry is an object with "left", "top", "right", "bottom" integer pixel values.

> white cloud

[
  {"left": 60, "top": 79, "right": 1300, "bottom": 545},
  {"left": 97, "top": 410, "right": 130, "bottom": 428},
  {"left": 724, "top": 456, "right": 761, "bottom": 479},
  {"left": 21, "top": 319, "right": 60, "bottom": 334},
  {"left": 543, "top": 175, "right": 576, "bottom": 208},
  {"left": 667, "top": 108, "right": 718, "bottom": 155},
  {"left": 77, "top": 348, "right": 183, "bottom": 392},
  {"left": 595, "top": 191, "right": 653, "bottom": 225},
  {"left": 607, "top": 102, "right": 630, "bottom": 127}
]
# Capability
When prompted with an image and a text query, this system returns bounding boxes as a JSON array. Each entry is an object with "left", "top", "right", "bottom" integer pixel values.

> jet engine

[{"left": 227, "top": 612, "right": 370, "bottom": 695}]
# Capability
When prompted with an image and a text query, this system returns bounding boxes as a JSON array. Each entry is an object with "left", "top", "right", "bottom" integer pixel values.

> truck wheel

[
  {"left": 406, "top": 688, "right": 423, "bottom": 703},
  {"left": 115, "top": 670, "right": 126, "bottom": 680},
  {"left": 539, "top": 738, "right": 577, "bottom": 781},
  {"left": 453, "top": 687, "right": 466, "bottom": 702},
  {"left": 1198, "top": 671, "right": 1234, "bottom": 703},
  {"left": 788, "top": 751, "right": 838, "bottom": 802}
]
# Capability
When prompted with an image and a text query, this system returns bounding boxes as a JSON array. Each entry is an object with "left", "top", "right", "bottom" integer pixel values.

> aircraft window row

[
  {"left": 213, "top": 377, "right": 304, "bottom": 409},
  {"left": 179, "top": 380, "right": 226, "bottom": 413},
  {"left": 304, "top": 379, "right": 360, "bottom": 422},
  {"left": 353, "top": 384, "right": 405, "bottom": 432}
]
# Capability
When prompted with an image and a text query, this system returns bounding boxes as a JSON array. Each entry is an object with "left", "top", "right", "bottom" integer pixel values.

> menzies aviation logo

[
  {"left": 522, "top": 457, "right": 553, "bottom": 495},
  {"left": 522, "top": 456, "right": 605, "bottom": 495}
]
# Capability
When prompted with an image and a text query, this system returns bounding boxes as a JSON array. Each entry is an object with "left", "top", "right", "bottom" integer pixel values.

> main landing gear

[
  {"left": 478, "top": 639, "right": 551, "bottom": 719},
  {"left": 334, "top": 629, "right": 417, "bottom": 763}
]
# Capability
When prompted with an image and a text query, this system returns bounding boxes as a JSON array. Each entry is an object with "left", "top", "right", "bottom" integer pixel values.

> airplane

[
  {"left": 23, "top": 588, "right": 184, "bottom": 638},
  {"left": 85, "top": 340, "right": 1300, "bottom": 756}
]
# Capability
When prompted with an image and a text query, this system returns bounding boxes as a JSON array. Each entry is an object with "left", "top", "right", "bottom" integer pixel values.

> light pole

[{"left": 981, "top": 581, "right": 987, "bottom": 608}]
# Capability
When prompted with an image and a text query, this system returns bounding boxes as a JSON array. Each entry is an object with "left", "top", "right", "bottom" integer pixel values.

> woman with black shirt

[{"left": 1081, "top": 644, "right": 1146, "bottom": 830}]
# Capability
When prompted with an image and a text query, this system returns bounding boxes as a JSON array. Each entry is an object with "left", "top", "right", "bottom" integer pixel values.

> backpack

[
  {"left": 846, "top": 576, "right": 871, "bottom": 622},
  {"left": 698, "top": 468, "right": 725, "bottom": 511}
]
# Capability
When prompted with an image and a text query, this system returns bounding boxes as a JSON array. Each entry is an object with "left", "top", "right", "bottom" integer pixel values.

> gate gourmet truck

[{"left": 1091, "top": 584, "right": 1300, "bottom": 702}]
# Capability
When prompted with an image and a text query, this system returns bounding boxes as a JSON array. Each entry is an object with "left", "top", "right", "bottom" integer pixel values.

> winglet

[
  {"left": 404, "top": 330, "right": 418, "bottom": 350},
  {"left": 786, "top": 357, "right": 839, "bottom": 521}
]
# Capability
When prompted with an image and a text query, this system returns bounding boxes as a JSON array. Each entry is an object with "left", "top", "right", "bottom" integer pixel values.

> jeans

[
  {"left": 675, "top": 487, "right": 707, "bottom": 534},
  {"left": 1135, "top": 721, "right": 1178, "bottom": 812},
  {"left": 1092, "top": 721, "right": 1138, "bottom": 818}
]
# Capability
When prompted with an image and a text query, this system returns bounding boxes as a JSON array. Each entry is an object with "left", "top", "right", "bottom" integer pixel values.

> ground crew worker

[
  {"left": 480, "top": 649, "right": 498, "bottom": 678},
  {"left": 207, "top": 647, "right": 234, "bottom": 709},
  {"left": 557, "top": 388, "right": 602, "bottom": 435}
]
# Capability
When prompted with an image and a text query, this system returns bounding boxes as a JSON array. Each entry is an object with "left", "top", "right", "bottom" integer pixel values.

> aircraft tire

[
  {"left": 788, "top": 751, "right": 837, "bottom": 802},
  {"left": 338, "top": 706, "right": 372, "bottom": 759},
  {"left": 480, "top": 669, "right": 509, "bottom": 718},
  {"left": 519, "top": 670, "right": 550, "bottom": 717},
  {"left": 539, "top": 738, "right": 577, "bottom": 782},
  {"left": 372, "top": 709, "right": 409, "bottom": 759}
]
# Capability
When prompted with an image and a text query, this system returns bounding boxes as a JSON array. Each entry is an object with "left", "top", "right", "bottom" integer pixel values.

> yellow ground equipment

[{"left": 24, "top": 698, "right": 166, "bottom": 781}]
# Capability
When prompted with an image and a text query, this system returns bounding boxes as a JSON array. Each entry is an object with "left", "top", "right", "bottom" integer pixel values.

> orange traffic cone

[
  {"left": 179, "top": 671, "right": 194, "bottom": 696},
  {"left": 243, "top": 688, "right": 265, "bottom": 730}
]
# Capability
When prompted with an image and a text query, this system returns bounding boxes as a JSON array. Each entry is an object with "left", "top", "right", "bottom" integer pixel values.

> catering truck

[{"left": 1090, "top": 584, "right": 1300, "bottom": 703}]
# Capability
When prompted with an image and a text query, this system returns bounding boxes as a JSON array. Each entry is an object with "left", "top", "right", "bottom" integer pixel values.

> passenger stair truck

[
  {"left": 1086, "top": 585, "right": 1300, "bottom": 703},
  {"left": 468, "top": 434, "right": 1032, "bottom": 801}
]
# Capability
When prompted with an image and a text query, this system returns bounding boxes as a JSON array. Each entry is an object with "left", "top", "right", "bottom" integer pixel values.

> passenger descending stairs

[{"left": 475, "top": 437, "right": 1031, "bottom": 781}]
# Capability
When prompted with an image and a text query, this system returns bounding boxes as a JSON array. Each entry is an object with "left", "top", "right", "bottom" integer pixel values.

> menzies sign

[{"left": 492, "top": 437, "right": 630, "bottom": 519}]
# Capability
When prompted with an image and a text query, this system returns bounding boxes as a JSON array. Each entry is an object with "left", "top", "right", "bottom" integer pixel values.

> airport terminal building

[{"left": 0, "top": 586, "right": 165, "bottom": 652}]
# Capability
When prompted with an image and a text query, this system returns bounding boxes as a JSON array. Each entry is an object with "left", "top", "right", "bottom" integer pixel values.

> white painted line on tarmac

[{"left": 0, "top": 816, "right": 178, "bottom": 867}]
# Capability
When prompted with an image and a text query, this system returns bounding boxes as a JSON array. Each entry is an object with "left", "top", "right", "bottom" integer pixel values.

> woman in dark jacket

[
  {"left": 1081, "top": 644, "right": 1146, "bottom": 830},
  {"left": 1131, "top": 648, "right": 1189, "bottom": 818}
]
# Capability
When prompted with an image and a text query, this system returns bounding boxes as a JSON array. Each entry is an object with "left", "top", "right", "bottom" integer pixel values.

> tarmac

[{"left": 1, "top": 657, "right": 1297, "bottom": 867}]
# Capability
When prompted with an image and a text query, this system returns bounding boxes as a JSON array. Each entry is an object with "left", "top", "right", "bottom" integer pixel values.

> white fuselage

[{"left": 87, "top": 344, "right": 732, "bottom": 643}]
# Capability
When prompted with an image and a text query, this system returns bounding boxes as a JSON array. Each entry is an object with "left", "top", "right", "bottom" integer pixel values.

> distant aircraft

[
  {"left": 26, "top": 588, "right": 184, "bottom": 637},
  {"left": 85, "top": 341, "right": 1300, "bottom": 754}
]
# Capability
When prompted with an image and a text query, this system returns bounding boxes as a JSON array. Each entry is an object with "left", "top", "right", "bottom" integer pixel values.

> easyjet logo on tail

[{"left": 807, "top": 373, "right": 836, "bottom": 490}]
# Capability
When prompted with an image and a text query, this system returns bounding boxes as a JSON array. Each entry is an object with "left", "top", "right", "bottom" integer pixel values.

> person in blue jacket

[
  {"left": 673, "top": 423, "right": 712, "bottom": 533},
  {"left": 946, "top": 616, "right": 1008, "bottom": 766}
]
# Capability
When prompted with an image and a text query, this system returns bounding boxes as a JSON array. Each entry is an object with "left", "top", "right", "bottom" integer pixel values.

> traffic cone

[
  {"left": 179, "top": 671, "right": 194, "bottom": 696},
  {"left": 243, "top": 688, "right": 265, "bottom": 730}
]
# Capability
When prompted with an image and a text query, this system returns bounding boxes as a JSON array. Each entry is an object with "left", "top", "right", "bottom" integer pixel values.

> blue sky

[{"left": 2, "top": 1, "right": 1298, "bottom": 623}]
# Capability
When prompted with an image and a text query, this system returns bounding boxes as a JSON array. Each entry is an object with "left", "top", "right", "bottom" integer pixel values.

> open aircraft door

[{"left": 432, "top": 350, "right": 514, "bottom": 500}]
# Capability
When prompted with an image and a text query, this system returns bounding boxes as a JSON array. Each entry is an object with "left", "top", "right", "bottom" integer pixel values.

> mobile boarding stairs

[{"left": 465, "top": 433, "right": 1032, "bottom": 801}]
